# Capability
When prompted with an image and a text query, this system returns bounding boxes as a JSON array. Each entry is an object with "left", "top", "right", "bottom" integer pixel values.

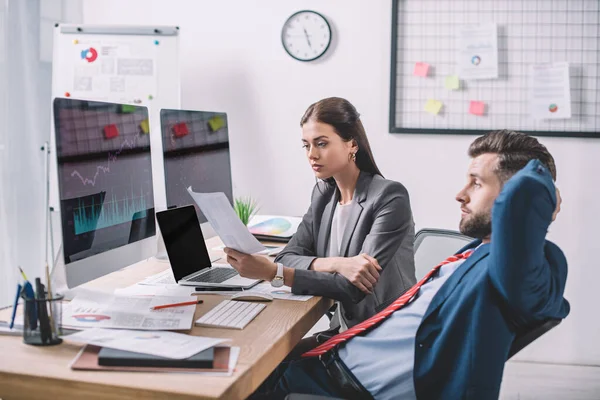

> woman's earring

[{"left": 351, "top": 152, "right": 357, "bottom": 162}]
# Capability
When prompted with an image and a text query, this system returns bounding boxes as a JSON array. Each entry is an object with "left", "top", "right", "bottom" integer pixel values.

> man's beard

[{"left": 459, "top": 210, "right": 492, "bottom": 239}]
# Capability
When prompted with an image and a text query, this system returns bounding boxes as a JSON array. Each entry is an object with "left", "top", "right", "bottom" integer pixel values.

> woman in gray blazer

[{"left": 225, "top": 97, "right": 416, "bottom": 329}]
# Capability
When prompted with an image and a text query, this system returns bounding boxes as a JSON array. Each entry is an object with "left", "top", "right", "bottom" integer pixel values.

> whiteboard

[
  {"left": 51, "top": 24, "right": 181, "bottom": 213},
  {"left": 389, "top": 0, "right": 600, "bottom": 138}
]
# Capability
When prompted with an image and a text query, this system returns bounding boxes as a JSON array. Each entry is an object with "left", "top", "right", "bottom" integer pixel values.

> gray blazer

[{"left": 275, "top": 171, "right": 416, "bottom": 328}]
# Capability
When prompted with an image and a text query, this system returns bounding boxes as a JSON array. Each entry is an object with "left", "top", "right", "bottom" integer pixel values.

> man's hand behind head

[{"left": 552, "top": 187, "right": 562, "bottom": 222}]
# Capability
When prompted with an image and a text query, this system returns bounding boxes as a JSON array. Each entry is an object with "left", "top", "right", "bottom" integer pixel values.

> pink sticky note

[
  {"left": 469, "top": 101, "right": 486, "bottom": 116},
  {"left": 413, "top": 62, "right": 430, "bottom": 77}
]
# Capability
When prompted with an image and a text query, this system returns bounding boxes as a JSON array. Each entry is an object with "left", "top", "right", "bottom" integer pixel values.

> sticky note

[
  {"left": 121, "top": 105, "right": 136, "bottom": 113},
  {"left": 172, "top": 122, "right": 189, "bottom": 138},
  {"left": 445, "top": 75, "right": 460, "bottom": 90},
  {"left": 208, "top": 115, "right": 225, "bottom": 132},
  {"left": 414, "top": 62, "right": 430, "bottom": 77},
  {"left": 140, "top": 119, "right": 150, "bottom": 134},
  {"left": 469, "top": 101, "right": 486, "bottom": 116},
  {"left": 424, "top": 99, "right": 443, "bottom": 115},
  {"left": 104, "top": 124, "right": 119, "bottom": 139}
]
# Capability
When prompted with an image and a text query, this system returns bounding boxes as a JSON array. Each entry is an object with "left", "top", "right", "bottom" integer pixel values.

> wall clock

[{"left": 281, "top": 10, "right": 332, "bottom": 62}]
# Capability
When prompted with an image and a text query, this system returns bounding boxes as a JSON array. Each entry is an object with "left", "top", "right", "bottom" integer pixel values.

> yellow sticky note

[
  {"left": 445, "top": 75, "right": 460, "bottom": 90},
  {"left": 425, "top": 99, "right": 443, "bottom": 115},
  {"left": 207, "top": 115, "right": 225, "bottom": 132},
  {"left": 140, "top": 119, "right": 150, "bottom": 134}
]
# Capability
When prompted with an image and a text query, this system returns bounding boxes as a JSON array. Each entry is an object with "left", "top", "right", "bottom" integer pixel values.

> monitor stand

[
  {"left": 50, "top": 248, "right": 114, "bottom": 301},
  {"left": 152, "top": 227, "right": 170, "bottom": 261}
]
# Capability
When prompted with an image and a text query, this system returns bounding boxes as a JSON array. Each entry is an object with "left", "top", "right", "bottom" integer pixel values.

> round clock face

[{"left": 281, "top": 10, "right": 332, "bottom": 62}]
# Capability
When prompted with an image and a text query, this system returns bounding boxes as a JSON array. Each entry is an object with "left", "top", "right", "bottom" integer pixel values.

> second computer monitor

[{"left": 160, "top": 109, "right": 233, "bottom": 222}]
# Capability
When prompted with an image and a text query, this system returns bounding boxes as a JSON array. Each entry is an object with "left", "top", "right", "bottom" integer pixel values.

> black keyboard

[{"left": 188, "top": 268, "right": 239, "bottom": 283}]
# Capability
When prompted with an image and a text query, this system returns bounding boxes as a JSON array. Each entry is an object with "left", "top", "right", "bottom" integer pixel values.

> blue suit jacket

[{"left": 413, "top": 160, "right": 570, "bottom": 399}]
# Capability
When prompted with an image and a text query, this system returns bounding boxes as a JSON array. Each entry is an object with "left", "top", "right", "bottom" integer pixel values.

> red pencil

[{"left": 151, "top": 299, "right": 203, "bottom": 310}]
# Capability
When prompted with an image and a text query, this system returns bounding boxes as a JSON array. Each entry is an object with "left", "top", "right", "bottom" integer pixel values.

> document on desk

[
  {"left": 138, "top": 269, "right": 177, "bottom": 285},
  {"left": 62, "top": 292, "right": 197, "bottom": 330},
  {"left": 201, "top": 282, "right": 313, "bottom": 302},
  {"left": 187, "top": 188, "right": 266, "bottom": 254},
  {"left": 114, "top": 283, "right": 197, "bottom": 297},
  {"left": 65, "top": 328, "right": 229, "bottom": 359}
]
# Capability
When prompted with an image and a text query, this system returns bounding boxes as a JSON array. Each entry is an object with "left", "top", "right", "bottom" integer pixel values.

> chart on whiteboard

[{"left": 65, "top": 39, "right": 158, "bottom": 103}]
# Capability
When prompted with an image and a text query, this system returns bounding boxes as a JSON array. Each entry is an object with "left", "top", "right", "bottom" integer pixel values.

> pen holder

[{"left": 22, "top": 294, "right": 64, "bottom": 346}]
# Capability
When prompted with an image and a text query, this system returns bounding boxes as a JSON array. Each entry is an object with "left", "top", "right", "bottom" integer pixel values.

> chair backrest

[
  {"left": 507, "top": 319, "right": 561, "bottom": 359},
  {"left": 414, "top": 228, "right": 562, "bottom": 360},
  {"left": 413, "top": 228, "right": 473, "bottom": 280}
]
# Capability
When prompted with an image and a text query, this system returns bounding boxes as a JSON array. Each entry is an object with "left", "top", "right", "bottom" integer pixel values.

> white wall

[
  {"left": 82, "top": 0, "right": 600, "bottom": 366},
  {"left": 0, "top": 0, "right": 83, "bottom": 308}
]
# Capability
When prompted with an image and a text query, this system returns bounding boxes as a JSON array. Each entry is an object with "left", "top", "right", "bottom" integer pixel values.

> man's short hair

[{"left": 468, "top": 130, "right": 557, "bottom": 182}]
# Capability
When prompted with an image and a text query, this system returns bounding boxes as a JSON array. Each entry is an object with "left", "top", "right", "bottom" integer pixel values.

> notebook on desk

[
  {"left": 98, "top": 346, "right": 214, "bottom": 368},
  {"left": 71, "top": 345, "right": 230, "bottom": 373}
]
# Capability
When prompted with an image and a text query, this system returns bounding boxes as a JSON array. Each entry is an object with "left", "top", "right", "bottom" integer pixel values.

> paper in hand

[{"left": 187, "top": 188, "right": 266, "bottom": 254}]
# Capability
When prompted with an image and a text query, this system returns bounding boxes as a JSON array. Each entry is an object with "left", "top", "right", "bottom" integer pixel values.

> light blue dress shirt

[{"left": 339, "top": 256, "right": 469, "bottom": 399}]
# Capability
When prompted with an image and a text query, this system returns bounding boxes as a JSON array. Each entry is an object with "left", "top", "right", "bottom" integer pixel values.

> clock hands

[{"left": 303, "top": 27, "right": 312, "bottom": 48}]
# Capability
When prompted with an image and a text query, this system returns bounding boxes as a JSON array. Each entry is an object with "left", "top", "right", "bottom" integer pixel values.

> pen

[
  {"left": 45, "top": 262, "right": 56, "bottom": 336},
  {"left": 36, "top": 278, "right": 52, "bottom": 344},
  {"left": 151, "top": 299, "right": 203, "bottom": 310},
  {"left": 9, "top": 283, "right": 22, "bottom": 329},
  {"left": 18, "top": 266, "right": 28, "bottom": 281},
  {"left": 21, "top": 280, "right": 37, "bottom": 330},
  {"left": 195, "top": 287, "right": 243, "bottom": 292}
]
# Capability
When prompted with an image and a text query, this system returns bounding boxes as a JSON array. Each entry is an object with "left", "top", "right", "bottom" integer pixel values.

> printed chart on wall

[
  {"left": 65, "top": 39, "right": 157, "bottom": 104},
  {"left": 389, "top": 0, "right": 600, "bottom": 138},
  {"left": 51, "top": 25, "right": 181, "bottom": 232}
]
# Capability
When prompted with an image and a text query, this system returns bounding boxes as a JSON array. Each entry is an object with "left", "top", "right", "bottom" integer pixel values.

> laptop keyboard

[{"left": 188, "top": 268, "right": 239, "bottom": 283}]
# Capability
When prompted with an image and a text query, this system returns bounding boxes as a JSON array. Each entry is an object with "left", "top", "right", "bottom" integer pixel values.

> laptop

[{"left": 156, "top": 205, "right": 261, "bottom": 289}]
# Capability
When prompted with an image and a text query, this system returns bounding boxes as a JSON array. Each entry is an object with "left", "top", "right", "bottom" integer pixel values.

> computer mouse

[{"left": 231, "top": 292, "right": 273, "bottom": 302}]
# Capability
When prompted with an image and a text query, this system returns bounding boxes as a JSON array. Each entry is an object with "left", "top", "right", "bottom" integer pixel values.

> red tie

[{"left": 302, "top": 249, "right": 474, "bottom": 358}]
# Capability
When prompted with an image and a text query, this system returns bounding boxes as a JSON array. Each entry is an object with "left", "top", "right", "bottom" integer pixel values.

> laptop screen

[{"left": 156, "top": 205, "right": 212, "bottom": 281}]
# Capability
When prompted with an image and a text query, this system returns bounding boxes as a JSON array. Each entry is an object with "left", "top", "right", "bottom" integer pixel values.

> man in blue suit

[{"left": 250, "top": 130, "right": 570, "bottom": 399}]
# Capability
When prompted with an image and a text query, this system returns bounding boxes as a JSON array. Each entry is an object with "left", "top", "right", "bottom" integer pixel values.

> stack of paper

[
  {"left": 64, "top": 328, "right": 228, "bottom": 359},
  {"left": 66, "top": 328, "right": 240, "bottom": 376}
]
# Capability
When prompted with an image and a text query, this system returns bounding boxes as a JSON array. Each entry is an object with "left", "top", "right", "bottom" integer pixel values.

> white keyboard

[{"left": 195, "top": 300, "right": 266, "bottom": 330}]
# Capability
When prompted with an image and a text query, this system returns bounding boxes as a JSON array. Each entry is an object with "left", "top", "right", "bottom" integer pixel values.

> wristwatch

[{"left": 271, "top": 263, "right": 284, "bottom": 288}]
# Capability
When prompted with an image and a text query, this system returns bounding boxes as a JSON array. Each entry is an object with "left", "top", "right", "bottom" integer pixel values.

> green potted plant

[{"left": 234, "top": 196, "right": 259, "bottom": 226}]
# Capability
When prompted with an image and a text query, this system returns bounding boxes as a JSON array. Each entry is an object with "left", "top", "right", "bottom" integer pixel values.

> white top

[
  {"left": 327, "top": 201, "right": 354, "bottom": 332},
  {"left": 327, "top": 202, "right": 353, "bottom": 257}
]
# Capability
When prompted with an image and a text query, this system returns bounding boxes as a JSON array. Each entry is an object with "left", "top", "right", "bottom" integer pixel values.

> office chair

[
  {"left": 414, "top": 229, "right": 562, "bottom": 359},
  {"left": 413, "top": 228, "right": 473, "bottom": 279},
  {"left": 286, "top": 228, "right": 562, "bottom": 400},
  {"left": 311, "top": 228, "right": 473, "bottom": 343}
]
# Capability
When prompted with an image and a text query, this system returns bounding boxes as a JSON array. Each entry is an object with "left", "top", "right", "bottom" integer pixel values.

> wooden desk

[{"left": 0, "top": 237, "right": 332, "bottom": 400}]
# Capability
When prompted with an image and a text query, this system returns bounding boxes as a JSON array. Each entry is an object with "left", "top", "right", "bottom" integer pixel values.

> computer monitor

[
  {"left": 53, "top": 98, "right": 156, "bottom": 288},
  {"left": 160, "top": 109, "right": 233, "bottom": 226}
]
